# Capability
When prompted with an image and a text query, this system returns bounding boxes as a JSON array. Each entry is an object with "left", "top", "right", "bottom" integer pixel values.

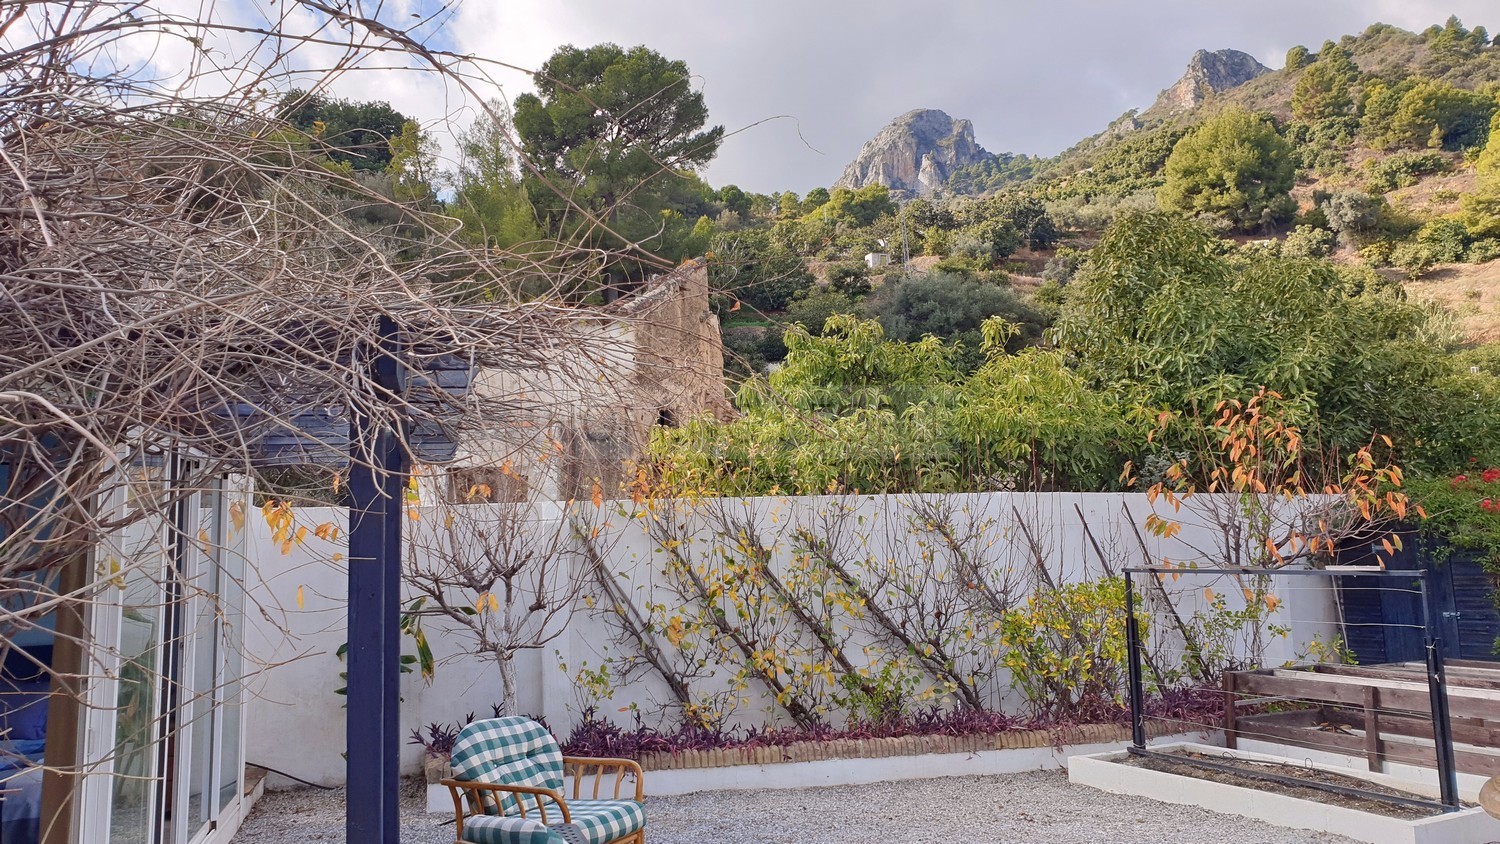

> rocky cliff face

[
  {"left": 836, "top": 109, "right": 993, "bottom": 197},
  {"left": 1145, "top": 49, "right": 1270, "bottom": 117}
]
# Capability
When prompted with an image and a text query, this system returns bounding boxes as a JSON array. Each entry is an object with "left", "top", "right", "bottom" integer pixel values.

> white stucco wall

[{"left": 241, "top": 492, "right": 1341, "bottom": 787}]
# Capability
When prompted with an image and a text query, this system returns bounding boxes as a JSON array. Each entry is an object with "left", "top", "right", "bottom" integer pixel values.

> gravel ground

[{"left": 234, "top": 770, "right": 1363, "bottom": 844}]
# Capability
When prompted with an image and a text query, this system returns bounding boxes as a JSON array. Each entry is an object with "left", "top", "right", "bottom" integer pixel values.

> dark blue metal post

[
  {"left": 1416, "top": 573, "right": 1462, "bottom": 811},
  {"left": 347, "top": 315, "right": 406, "bottom": 844},
  {"left": 1124, "top": 570, "right": 1146, "bottom": 749}
]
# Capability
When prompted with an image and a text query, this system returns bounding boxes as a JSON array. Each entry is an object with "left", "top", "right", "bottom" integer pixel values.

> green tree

[
  {"left": 1052, "top": 211, "right": 1494, "bottom": 466},
  {"left": 1157, "top": 108, "right": 1296, "bottom": 229},
  {"left": 513, "top": 43, "right": 725, "bottom": 285},
  {"left": 448, "top": 104, "right": 542, "bottom": 251},
  {"left": 1284, "top": 45, "right": 1313, "bottom": 72},
  {"left": 386, "top": 121, "right": 440, "bottom": 206},
  {"left": 1463, "top": 113, "right": 1500, "bottom": 238},
  {"left": 1384, "top": 79, "right": 1496, "bottom": 150},
  {"left": 863, "top": 271, "right": 1050, "bottom": 370},
  {"left": 716, "top": 184, "right": 751, "bottom": 217},
  {"left": 1426, "top": 15, "right": 1490, "bottom": 58},
  {"left": 277, "top": 89, "right": 410, "bottom": 172},
  {"left": 807, "top": 184, "right": 895, "bottom": 227},
  {"left": 1360, "top": 78, "right": 1418, "bottom": 146},
  {"left": 774, "top": 191, "right": 802, "bottom": 219},
  {"left": 1292, "top": 58, "right": 1356, "bottom": 121}
]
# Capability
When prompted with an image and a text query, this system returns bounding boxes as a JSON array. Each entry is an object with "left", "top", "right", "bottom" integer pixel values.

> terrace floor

[{"left": 232, "top": 770, "right": 1360, "bottom": 844}]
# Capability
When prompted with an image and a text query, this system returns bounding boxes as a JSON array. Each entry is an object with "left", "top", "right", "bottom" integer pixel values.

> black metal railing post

[
  {"left": 1415, "top": 572, "right": 1461, "bottom": 811},
  {"left": 1124, "top": 570, "right": 1146, "bottom": 749}
]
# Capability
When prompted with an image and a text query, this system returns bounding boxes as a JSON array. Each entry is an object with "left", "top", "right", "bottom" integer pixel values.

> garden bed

[
  {"left": 1121, "top": 748, "right": 1446, "bottom": 819},
  {"left": 1070, "top": 741, "right": 1498, "bottom": 844}
]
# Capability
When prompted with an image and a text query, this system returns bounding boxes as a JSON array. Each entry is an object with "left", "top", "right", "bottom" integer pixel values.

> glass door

[
  {"left": 180, "top": 481, "right": 221, "bottom": 844},
  {"left": 89, "top": 457, "right": 171, "bottom": 844},
  {"left": 80, "top": 459, "right": 244, "bottom": 844}
]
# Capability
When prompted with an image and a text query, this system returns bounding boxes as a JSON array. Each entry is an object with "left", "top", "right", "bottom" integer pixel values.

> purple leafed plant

[{"left": 408, "top": 714, "right": 474, "bottom": 759}]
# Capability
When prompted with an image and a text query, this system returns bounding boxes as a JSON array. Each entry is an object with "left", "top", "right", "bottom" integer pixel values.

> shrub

[
  {"left": 1281, "top": 224, "right": 1336, "bottom": 259},
  {"left": 826, "top": 261, "right": 872, "bottom": 296},
  {"left": 1468, "top": 238, "right": 1500, "bottom": 263},
  {"left": 1359, "top": 240, "right": 1396, "bottom": 267},
  {"left": 1046, "top": 191, "right": 1156, "bottom": 233},
  {"left": 1416, "top": 217, "right": 1471, "bottom": 263},
  {"left": 863, "top": 271, "right": 1051, "bottom": 370},
  {"left": 1000, "top": 578, "right": 1133, "bottom": 720},
  {"left": 1365, "top": 151, "right": 1449, "bottom": 191},
  {"left": 782, "top": 288, "right": 859, "bottom": 335},
  {"left": 1041, "top": 246, "right": 1087, "bottom": 284},
  {"left": 1391, "top": 241, "right": 1438, "bottom": 278},
  {"left": 1320, "top": 190, "right": 1384, "bottom": 240}
]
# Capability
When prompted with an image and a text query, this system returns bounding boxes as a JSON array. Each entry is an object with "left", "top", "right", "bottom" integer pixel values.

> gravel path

[{"left": 234, "top": 771, "right": 1363, "bottom": 844}]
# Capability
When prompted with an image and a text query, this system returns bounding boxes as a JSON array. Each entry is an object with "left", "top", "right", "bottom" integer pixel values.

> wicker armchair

[{"left": 441, "top": 717, "right": 645, "bottom": 844}]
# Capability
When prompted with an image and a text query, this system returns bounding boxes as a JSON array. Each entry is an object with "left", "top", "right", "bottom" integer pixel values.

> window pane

[
  {"left": 217, "top": 489, "right": 244, "bottom": 812},
  {"left": 110, "top": 474, "right": 166, "bottom": 844}
]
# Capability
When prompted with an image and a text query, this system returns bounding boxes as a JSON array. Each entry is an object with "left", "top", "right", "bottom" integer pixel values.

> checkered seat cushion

[
  {"left": 460, "top": 800, "right": 646, "bottom": 844},
  {"left": 450, "top": 717, "right": 645, "bottom": 844},
  {"left": 451, "top": 717, "right": 565, "bottom": 816}
]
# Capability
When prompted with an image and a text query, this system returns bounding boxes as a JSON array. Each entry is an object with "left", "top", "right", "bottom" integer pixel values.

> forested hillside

[{"left": 276, "top": 16, "right": 1500, "bottom": 506}]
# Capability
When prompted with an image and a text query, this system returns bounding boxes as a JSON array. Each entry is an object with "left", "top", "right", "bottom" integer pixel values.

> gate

[{"left": 1337, "top": 532, "right": 1500, "bottom": 664}]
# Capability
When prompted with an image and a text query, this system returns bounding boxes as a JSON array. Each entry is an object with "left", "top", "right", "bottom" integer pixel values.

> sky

[
  {"left": 418, "top": 0, "right": 1496, "bottom": 194},
  {"left": 87, "top": 0, "right": 1500, "bottom": 196}
]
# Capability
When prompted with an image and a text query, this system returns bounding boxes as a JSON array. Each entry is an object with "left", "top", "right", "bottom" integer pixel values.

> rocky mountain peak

[
  {"left": 835, "top": 108, "right": 994, "bottom": 197},
  {"left": 1145, "top": 49, "right": 1270, "bottom": 116}
]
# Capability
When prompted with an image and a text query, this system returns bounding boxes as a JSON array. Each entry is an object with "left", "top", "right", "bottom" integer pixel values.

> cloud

[
  {"left": 107, "top": 0, "right": 1500, "bottom": 194},
  {"left": 439, "top": 0, "right": 1497, "bottom": 193}
]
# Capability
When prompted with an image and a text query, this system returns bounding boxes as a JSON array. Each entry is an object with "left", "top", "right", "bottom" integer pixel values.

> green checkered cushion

[
  {"left": 555, "top": 799, "right": 644, "bottom": 844},
  {"left": 461, "top": 815, "right": 559, "bottom": 844},
  {"left": 451, "top": 717, "right": 564, "bottom": 817},
  {"left": 460, "top": 801, "right": 644, "bottom": 844}
]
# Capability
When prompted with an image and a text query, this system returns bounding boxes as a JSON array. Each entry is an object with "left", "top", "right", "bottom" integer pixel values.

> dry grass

[{"left": 1406, "top": 259, "right": 1500, "bottom": 343}]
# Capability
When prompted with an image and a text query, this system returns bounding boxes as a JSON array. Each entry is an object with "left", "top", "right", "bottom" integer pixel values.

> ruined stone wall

[{"left": 432, "top": 260, "right": 731, "bottom": 503}]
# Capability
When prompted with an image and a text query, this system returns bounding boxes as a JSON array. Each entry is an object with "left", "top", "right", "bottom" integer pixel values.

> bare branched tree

[
  {"left": 404, "top": 497, "right": 609, "bottom": 716},
  {"left": 0, "top": 1, "right": 717, "bottom": 828}
]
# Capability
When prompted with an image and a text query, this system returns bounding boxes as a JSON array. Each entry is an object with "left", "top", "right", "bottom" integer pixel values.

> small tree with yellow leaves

[{"left": 1130, "top": 388, "right": 1411, "bottom": 680}]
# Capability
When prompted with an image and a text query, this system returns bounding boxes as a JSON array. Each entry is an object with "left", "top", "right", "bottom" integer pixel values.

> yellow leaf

[
  {"left": 476, "top": 592, "right": 490, "bottom": 613},
  {"left": 1203, "top": 588, "right": 1216, "bottom": 602},
  {"left": 591, "top": 481, "right": 604, "bottom": 508},
  {"left": 1265, "top": 594, "right": 1281, "bottom": 612},
  {"left": 296, "top": 585, "right": 305, "bottom": 610},
  {"left": 332, "top": 553, "right": 344, "bottom": 562},
  {"left": 280, "top": 539, "right": 293, "bottom": 556}
]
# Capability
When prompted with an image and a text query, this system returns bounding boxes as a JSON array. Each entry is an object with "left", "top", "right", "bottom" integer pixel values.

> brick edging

[{"left": 634, "top": 720, "right": 1199, "bottom": 772}]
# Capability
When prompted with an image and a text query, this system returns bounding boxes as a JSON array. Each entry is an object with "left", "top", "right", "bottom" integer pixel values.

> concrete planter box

[{"left": 1069, "top": 742, "right": 1498, "bottom": 844}]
